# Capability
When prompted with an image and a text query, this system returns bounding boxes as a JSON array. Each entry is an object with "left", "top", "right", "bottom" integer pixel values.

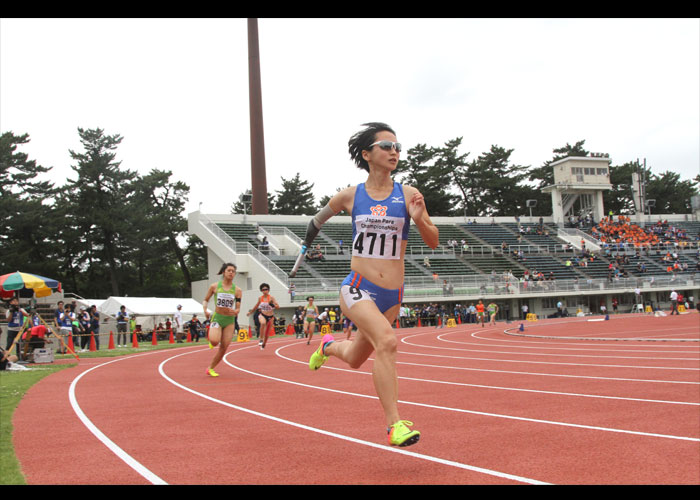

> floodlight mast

[{"left": 248, "top": 18, "right": 268, "bottom": 215}]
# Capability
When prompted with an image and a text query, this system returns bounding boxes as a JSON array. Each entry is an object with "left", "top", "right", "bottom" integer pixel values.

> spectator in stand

[
  {"left": 306, "top": 244, "right": 326, "bottom": 262},
  {"left": 259, "top": 236, "right": 270, "bottom": 255}
]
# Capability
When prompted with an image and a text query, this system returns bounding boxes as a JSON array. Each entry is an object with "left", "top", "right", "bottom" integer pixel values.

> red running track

[{"left": 13, "top": 312, "right": 700, "bottom": 485}]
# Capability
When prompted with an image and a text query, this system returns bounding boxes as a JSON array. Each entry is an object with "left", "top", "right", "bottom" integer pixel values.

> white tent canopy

[{"left": 97, "top": 296, "right": 208, "bottom": 330}]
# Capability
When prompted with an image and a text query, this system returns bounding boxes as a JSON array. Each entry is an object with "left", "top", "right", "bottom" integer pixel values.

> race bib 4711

[{"left": 352, "top": 214, "right": 404, "bottom": 260}]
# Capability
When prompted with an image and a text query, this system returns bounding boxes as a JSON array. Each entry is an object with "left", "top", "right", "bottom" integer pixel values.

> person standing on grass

[
  {"left": 302, "top": 122, "right": 439, "bottom": 447},
  {"left": 174, "top": 304, "right": 184, "bottom": 343},
  {"left": 116, "top": 306, "right": 129, "bottom": 347}
]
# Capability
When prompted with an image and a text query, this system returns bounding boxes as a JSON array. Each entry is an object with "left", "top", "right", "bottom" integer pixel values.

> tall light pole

[{"left": 248, "top": 18, "right": 268, "bottom": 214}]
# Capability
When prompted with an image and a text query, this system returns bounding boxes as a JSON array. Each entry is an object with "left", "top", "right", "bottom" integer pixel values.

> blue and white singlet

[{"left": 351, "top": 182, "right": 411, "bottom": 260}]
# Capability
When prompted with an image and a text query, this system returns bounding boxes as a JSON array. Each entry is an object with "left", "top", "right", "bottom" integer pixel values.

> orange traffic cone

[
  {"left": 90, "top": 331, "right": 97, "bottom": 351},
  {"left": 396, "top": 318, "right": 400, "bottom": 329},
  {"left": 152, "top": 329, "right": 158, "bottom": 346},
  {"left": 417, "top": 317, "right": 422, "bottom": 327},
  {"left": 132, "top": 332, "right": 139, "bottom": 348},
  {"left": 68, "top": 332, "right": 76, "bottom": 353},
  {"left": 285, "top": 324, "right": 294, "bottom": 335},
  {"left": 108, "top": 331, "right": 115, "bottom": 349},
  {"left": 169, "top": 328, "right": 175, "bottom": 344},
  {"left": 186, "top": 330, "right": 192, "bottom": 342}
]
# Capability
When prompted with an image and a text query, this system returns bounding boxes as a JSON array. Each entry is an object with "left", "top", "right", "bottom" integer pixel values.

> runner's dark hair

[
  {"left": 348, "top": 122, "right": 396, "bottom": 172},
  {"left": 217, "top": 263, "right": 237, "bottom": 274}
]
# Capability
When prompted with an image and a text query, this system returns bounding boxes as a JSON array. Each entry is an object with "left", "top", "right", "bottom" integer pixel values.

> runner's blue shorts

[{"left": 340, "top": 271, "right": 404, "bottom": 314}]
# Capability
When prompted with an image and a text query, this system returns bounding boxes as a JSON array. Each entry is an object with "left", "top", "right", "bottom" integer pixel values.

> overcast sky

[{"left": 1, "top": 18, "right": 698, "bottom": 215}]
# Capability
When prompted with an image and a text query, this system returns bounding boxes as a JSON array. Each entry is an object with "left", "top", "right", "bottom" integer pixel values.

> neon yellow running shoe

[
  {"left": 207, "top": 368, "right": 219, "bottom": 377},
  {"left": 388, "top": 420, "right": 420, "bottom": 447},
  {"left": 309, "top": 334, "right": 334, "bottom": 370}
]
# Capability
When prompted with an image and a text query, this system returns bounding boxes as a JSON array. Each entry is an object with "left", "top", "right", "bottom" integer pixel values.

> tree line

[
  {"left": 1, "top": 128, "right": 207, "bottom": 299},
  {"left": 234, "top": 138, "right": 699, "bottom": 219},
  {"left": 2, "top": 128, "right": 698, "bottom": 298}
]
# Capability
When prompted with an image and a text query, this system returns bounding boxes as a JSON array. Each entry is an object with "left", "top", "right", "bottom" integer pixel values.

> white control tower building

[{"left": 542, "top": 154, "right": 613, "bottom": 225}]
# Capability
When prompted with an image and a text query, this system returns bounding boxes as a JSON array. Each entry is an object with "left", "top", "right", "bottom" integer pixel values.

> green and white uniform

[
  {"left": 305, "top": 305, "right": 317, "bottom": 323},
  {"left": 211, "top": 281, "right": 238, "bottom": 328}
]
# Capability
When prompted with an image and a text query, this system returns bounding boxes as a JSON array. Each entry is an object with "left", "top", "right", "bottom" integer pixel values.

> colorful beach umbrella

[{"left": 0, "top": 271, "right": 61, "bottom": 298}]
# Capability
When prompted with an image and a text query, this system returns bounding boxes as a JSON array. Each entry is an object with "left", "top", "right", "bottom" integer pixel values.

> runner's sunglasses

[{"left": 369, "top": 140, "right": 402, "bottom": 152}]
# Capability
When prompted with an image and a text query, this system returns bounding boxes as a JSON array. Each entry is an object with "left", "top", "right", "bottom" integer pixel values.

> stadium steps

[
  {"left": 501, "top": 222, "right": 569, "bottom": 249},
  {"left": 516, "top": 254, "right": 584, "bottom": 280},
  {"left": 459, "top": 222, "right": 521, "bottom": 247},
  {"left": 414, "top": 255, "right": 482, "bottom": 278},
  {"left": 216, "top": 222, "right": 260, "bottom": 247}
]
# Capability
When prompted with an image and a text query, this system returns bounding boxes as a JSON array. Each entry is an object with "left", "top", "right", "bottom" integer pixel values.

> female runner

[
  {"left": 302, "top": 122, "right": 438, "bottom": 447},
  {"left": 476, "top": 299, "right": 486, "bottom": 328},
  {"left": 202, "top": 263, "right": 242, "bottom": 377},
  {"left": 342, "top": 314, "right": 355, "bottom": 340},
  {"left": 303, "top": 296, "right": 318, "bottom": 345},
  {"left": 488, "top": 301, "right": 499, "bottom": 326},
  {"left": 247, "top": 283, "right": 279, "bottom": 349}
]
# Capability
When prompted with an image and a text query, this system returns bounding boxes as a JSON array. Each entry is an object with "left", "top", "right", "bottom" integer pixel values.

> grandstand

[{"left": 188, "top": 210, "right": 700, "bottom": 327}]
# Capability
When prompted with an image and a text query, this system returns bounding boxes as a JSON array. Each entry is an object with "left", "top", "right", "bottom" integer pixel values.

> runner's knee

[{"left": 374, "top": 328, "right": 397, "bottom": 356}]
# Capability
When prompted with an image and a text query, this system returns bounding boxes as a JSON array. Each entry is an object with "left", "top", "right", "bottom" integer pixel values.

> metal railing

[
  {"left": 200, "top": 215, "right": 290, "bottom": 285},
  {"left": 286, "top": 271, "right": 699, "bottom": 300},
  {"left": 201, "top": 215, "right": 699, "bottom": 299}
]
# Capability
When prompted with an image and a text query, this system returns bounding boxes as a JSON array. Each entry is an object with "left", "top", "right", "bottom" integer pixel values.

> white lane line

[
  {"left": 401, "top": 331, "right": 700, "bottom": 385},
  {"left": 275, "top": 346, "right": 699, "bottom": 404},
  {"left": 398, "top": 345, "right": 700, "bottom": 371},
  {"left": 270, "top": 344, "right": 700, "bottom": 442},
  {"left": 398, "top": 358, "right": 700, "bottom": 385},
  {"left": 439, "top": 331, "right": 700, "bottom": 355},
  {"left": 157, "top": 347, "right": 550, "bottom": 485},
  {"left": 68, "top": 354, "right": 168, "bottom": 485},
  {"left": 401, "top": 335, "right": 700, "bottom": 363},
  {"left": 394, "top": 362, "right": 699, "bottom": 406}
]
